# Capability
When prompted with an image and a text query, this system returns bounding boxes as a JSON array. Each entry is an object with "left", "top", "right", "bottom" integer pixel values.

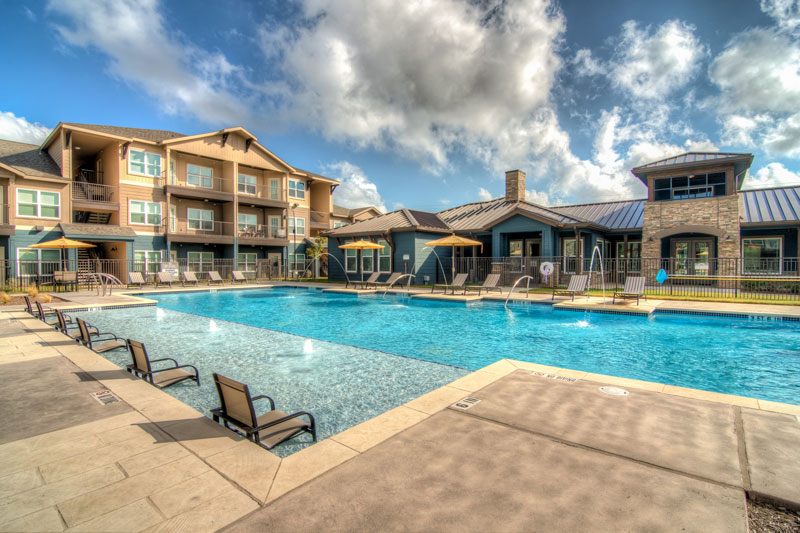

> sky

[{"left": 1, "top": 0, "right": 799, "bottom": 214}]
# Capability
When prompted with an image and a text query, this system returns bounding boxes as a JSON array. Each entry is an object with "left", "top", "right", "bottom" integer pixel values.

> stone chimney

[{"left": 505, "top": 170, "right": 526, "bottom": 202}]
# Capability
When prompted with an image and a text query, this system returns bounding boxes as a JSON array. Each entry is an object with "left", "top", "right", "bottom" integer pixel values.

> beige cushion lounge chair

[
  {"left": 231, "top": 270, "right": 248, "bottom": 284},
  {"left": 357, "top": 272, "right": 380, "bottom": 289},
  {"left": 432, "top": 273, "right": 468, "bottom": 294},
  {"left": 208, "top": 271, "right": 225, "bottom": 285},
  {"left": 464, "top": 273, "right": 502, "bottom": 295},
  {"left": 552, "top": 274, "right": 588, "bottom": 301},
  {"left": 76, "top": 318, "right": 126, "bottom": 353},
  {"left": 128, "top": 271, "right": 147, "bottom": 288},
  {"left": 156, "top": 271, "right": 176, "bottom": 288},
  {"left": 182, "top": 271, "right": 200, "bottom": 287},
  {"left": 613, "top": 276, "right": 647, "bottom": 305},
  {"left": 369, "top": 272, "right": 403, "bottom": 289},
  {"left": 211, "top": 373, "right": 316, "bottom": 450},
  {"left": 126, "top": 339, "right": 199, "bottom": 388}
]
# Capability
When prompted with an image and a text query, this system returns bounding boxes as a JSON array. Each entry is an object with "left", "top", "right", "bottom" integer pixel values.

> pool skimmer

[{"left": 599, "top": 386, "right": 629, "bottom": 397}]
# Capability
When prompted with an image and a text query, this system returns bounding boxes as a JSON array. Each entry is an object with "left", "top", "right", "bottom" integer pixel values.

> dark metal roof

[
  {"left": 63, "top": 123, "right": 186, "bottom": 142},
  {"left": 324, "top": 209, "right": 450, "bottom": 237},
  {"left": 407, "top": 210, "right": 450, "bottom": 230},
  {"left": 740, "top": 186, "right": 800, "bottom": 225},
  {"left": 0, "top": 139, "right": 63, "bottom": 179},
  {"left": 631, "top": 152, "right": 754, "bottom": 187},
  {"left": 552, "top": 200, "right": 645, "bottom": 231},
  {"left": 438, "top": 198, "right": 581, "bottom": 231}
]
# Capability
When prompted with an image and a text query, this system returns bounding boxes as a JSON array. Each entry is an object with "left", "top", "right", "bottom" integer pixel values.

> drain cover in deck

[{"left": 599, "top": 386, "right": 629, "bottom": 396}]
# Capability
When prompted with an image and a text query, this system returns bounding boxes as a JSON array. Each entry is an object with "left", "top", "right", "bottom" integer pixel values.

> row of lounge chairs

[
  {"left": 551, "top": 275, "right": 647, "bottom": 305},
  {"left": 431, "top": 273, "right": 503, "bottom": 295},
  {"left": 23, "top": 296, "right": 316, "bottom": 450},
  {"left": 128, "top": 270, "right": 249, "bottom": 289}
]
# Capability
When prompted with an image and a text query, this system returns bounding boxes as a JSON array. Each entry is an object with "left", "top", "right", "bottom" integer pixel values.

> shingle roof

[
  {"left": 63, "top": 123, "right": 185, "bottom": 142},
  {"left": 332, "top": 204, "right": 382, "bottom": 217},
  {"left": 324, "top": 209, "right": 449, "bottom": 236},
  {"left": 438, "top": 198, "right": 582, "bottom": 231},
  {"left": 59, "top": 223, "right": 137, "bottom": 238},
  {"left": 740, "top": 186, "right": 800, "bottom": 225},
  {"left": 552, "top": 200, "right": 645, "bottom": 231},
  {"left": 0, "top": 139, "right": 63, "bottom": 179}
]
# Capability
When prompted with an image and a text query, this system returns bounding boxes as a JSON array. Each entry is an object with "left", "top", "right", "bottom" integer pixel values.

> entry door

[
  {"left": 525, "top": 238, "right": 541, "bottom": 257},
  {"left": 268, "top": 252, "right": 282, "bottom": 277},
  {"left": 672, "top": 239, "right": 713, "bottom": 276}
]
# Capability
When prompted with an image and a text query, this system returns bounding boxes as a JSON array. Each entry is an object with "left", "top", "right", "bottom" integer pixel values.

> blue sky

[{"left": 1, "top": 0, "right": 799, "bottom": 213}]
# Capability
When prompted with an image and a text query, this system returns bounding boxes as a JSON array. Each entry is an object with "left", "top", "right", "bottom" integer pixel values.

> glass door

[{"left": 671, "top": 239, "right": 713, "bottom": 276}]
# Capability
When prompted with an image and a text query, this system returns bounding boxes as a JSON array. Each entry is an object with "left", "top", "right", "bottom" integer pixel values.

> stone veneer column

[{"left": 505, "top": 170, "right": 526, "bottom": 202}]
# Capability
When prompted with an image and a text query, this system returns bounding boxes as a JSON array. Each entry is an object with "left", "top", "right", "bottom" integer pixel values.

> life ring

[{"left": 540, "top": 262, "right": 554, "bottom": 276}]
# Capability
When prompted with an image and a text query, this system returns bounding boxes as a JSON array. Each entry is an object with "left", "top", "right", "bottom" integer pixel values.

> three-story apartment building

[{"left": 0, "top": 123, "right": 339, "bottom": 280}]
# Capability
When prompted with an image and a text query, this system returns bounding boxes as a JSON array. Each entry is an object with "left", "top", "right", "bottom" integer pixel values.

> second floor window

[
  {"left": 187, "top": 164, "right": 213, "bottom": 188},
  {"left": 129, "top": 149, "right": 161, "bottom": 177},
  {"left": 653, "top": 173, "right": 726, "bottom": 201},
  {"left": 238, "top": 213, "right": 257, "bottom": 232},
  {"left": 16, "top": 189, "right": 60, "bottom": 219},
  {"left": 288, "top": 179, "right": 305, "bottom": 199},
  {"left": 289, "top": 216, "right": 305, "bottom": 235},
  {"left": 238, "top": 174, "right": 257, "bottom": 195},
  {"left": 187, "top": 208, "right": 214, "bottom": 231},
  {"left": 130, "top": 200, "right": 161, "bottom": 225}
]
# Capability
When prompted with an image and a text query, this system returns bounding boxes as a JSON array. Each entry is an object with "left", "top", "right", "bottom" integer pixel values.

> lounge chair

[
  {"left": 126, "top": 339, "right": 200, "bottom": 388},
  {"left": 613, "top": 276, "right": 647, "bottom": 305},
  {"left": 25, "top": 295, "right": 57, "bottom": 320},
  {"left": 210, "top": 373, "right": 316, "bottom": 450},
  {"left": 34, "top": 301, "right": 69, "bottom": 325},
  {"left": 552, "top": 274, "right": 588, "bottom": 301},
  {"left": 75, "top": 318, "right": 127, "bottom": 353},
  {"left": 231, "top": 270, "right": 248, "bottom": 284},
  {"left": 432, "top": 273, "right": 468, "bottom": 294},
  {"left": 464, "top": 273, "right": 502, "bottom": 295},
  {"left": 208, "top": 271, "right": 225, "bottom": 285},
  {"left": 128, "top": 271, "right": 147, "bottom": 288},
  {"left": 56, "top": 309, "right": 97, "bottom": 342},
  {"left": 182, "top": 271, "right": 200, "bottom": 287},
  {"left": 368, "top": 272, "right": 403, "bottom": 289},
  {"left": 156, "top": 271, "right": 175, "bottom": 288},
  {"left": 356, "top": 272, "right": 380, "bottom": 289}
]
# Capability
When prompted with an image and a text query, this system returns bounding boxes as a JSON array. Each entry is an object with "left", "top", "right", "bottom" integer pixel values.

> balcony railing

[
  {"left": 169, "top": 174, "right": 231, "bottom": 193},
  {"left": 77, "top": 169, "right": 103, "bottom": 182},
  {"left": 169, "top": 218, "right": 234, "bottom": 237},
  {"left": 237, "top": 181, "right": 286, "bottom": 202},
  {"left": 72, "top": 181, "right": 118, "bottom": 204},
  {"left": 237, "top": 224, "right": 287, "bottom": 240}
]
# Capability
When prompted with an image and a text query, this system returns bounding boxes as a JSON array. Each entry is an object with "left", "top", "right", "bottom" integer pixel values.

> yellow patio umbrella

[
  {"left": 425, "top": 234, "right": 483, "bottom": 283},
  {"left": 31, "top": 237, "right": 95, "bottom": 270},
  {"left": 339, "top": 240, "right": 385, "bottom": 284}
]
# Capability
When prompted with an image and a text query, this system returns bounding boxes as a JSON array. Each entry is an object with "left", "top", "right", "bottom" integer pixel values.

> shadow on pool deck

[{"left": 226, "top": 370, "right": 800, "bottom": 533}]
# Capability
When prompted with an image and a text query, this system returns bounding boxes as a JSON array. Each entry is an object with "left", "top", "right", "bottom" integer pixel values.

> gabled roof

[
  {"left": 740, "top": 186, "right": 800, "bottom": 225},
  {"left": 631, "top": 152, "right": 753, "bottom": 187},
  {"left": 0, "top": 139, "right": 63, "bottom": 179},
  {"left": 332, "top": 204, "right": 382, "bottom": 218},
  {"left": 324, "top": 208, "right": 450, "bottom": 237},
  {"left": 293, "top": 168, "right": 340, "bottom": 184},
  {"left": 62, "top": 123, "right": 185, "bottom": 142},
  {"left": 552, "top": 199, "right": 645, "bottom": 231},
  {"left": 438, "top": 198, "right": 582, "bottom": 232}
]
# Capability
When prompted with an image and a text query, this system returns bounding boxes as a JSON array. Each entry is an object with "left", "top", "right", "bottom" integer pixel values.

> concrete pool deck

[{"left": 1, "top": 287, "right": 799, "bottom": 531}]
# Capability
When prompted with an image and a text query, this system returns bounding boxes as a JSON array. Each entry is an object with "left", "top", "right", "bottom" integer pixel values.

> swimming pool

[{"left": 74, "top": 286, "right": 800, "bottom": 452}]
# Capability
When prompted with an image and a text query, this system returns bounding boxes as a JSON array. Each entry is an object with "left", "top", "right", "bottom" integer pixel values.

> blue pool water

[{"left": 75, "top": 286, "right": 800, "bottom": 453}]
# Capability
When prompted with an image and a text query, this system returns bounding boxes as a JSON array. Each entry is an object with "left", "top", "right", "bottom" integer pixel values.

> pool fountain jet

[
  {"left": 315, "top": 252, "right": 351, "bottom": 286},
  {"left": 209, "top": 319, "right": 220, "bottom": 332},
  {"left": 156, "top": 308, "right": 165, "bottom": 321},
  {"left": 420, "top": 247, "right": 449, "bottom": 288},
  {"left": 586, "top": 245, "right": 606, "bottom": 303},
  {"left": 303, "top": 339, "right": 314, "bottom": 354}
]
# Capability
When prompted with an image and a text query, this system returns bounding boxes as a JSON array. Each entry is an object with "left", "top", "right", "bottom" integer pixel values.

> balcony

[
  {"left": 166, "top": 175, "right": 234, "bottom": 202},
  {"left": 309, "top": 210, "right": 330, "bottom": 229},
  {"left": 0, "top": 204, "right": 13, "bottom": 235},
  {"left": 168, "top": 218, "right": 234, "bottom": 245},
  {"left": 237, "top": 224, "right": 289, "bottom": 247},
  {"left": 236, "top": 182, "right": 287, "bottom": 208},
  {"left": 71, "top": 179, "right": 119, "bottom": 211}
]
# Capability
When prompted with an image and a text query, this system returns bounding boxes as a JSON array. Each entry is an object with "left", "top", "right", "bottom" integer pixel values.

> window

[
  {"left": 238, "top": 174, "right": 257, "bottom": 195},
  {"left": 289, "top": 216, "right": 305, "bottom": 235},
  {"left": 169, "top": 205, "right": 176, "bottom": 232},
  {"left": 562, "top": 238, "right": 583, "bottom": 273},
  {"left": 288, "top": 179, "right": 305, "bottom": 199},
  {"left": 133, "top": 250, "right": 163, "bottom": 273},
  {"left": 378, "top": 239, "right": 391, "bottom": 272},
  {"left": 362, "top": 249, "right": 374, "bottom": 273},
  {"left": 269, "top": 179, "right": 280, "bottom": 200},
  {"left": 129, "top": 200, "right": 161, "bottom": 225},
  {"left": 129, "top": 149, "right": 161, "bottom": 177},
  {"left": 169, "top": 160, "right": 176, "bottom": 184},
  {"left": 333, "top": 221, "right": 347, "bottom": 228},
  {"left": 187, "top": 164, "right": 213, "bottom": 188},
  {"left": 269, "top": 216, "right": 280, "bottom": 238},
  {"left": 17, "top": 248, "right": 60, "bottom": 277},
  {"left": 187, "top": 251, "right": 214, "bottom": 272},
  {"left": 238, "top": 253, "right": 257, "bottom": 272},
  {"left": 615, "top": 241, "right": 642, "bottom": 272},
  {"left": 16, "top": 189, "right": 60, "bottom": 219},
  {"left": 344, "top": 241, "right": 357, "bottom": 272},
  {"left": 743, "top": 237, "right": 782, "bottom": 274},
  {"left": 288, "top": 253, "right": 306, "bottom": 272},
  {"left": 653, "top": 172, "right": 726, "bottom": 201},
  {"left": 238, "top": 213, "right": 257, "bottom": 233},
  {"left": 187, "top": 208, "right": 214, "bottom": 231}
]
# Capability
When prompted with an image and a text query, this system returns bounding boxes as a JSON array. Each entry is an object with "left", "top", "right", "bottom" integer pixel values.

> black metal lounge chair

[
  {"left": 231, "top": 270, "right": 248, "bottom": 284},
  {"left": 182, "top": 271, "right": 200, "bottom": 287},
  {"left": 34, "top": 300, "right": 70, "bottom": 326},
  {"left": 613, "top": 276, "right": 647, "bottom": 305},
  {"left": 357, "top": 272, "right": 380, "bottom": 289},
  {"left": 155, "top": 271, "right": 175, "bottom": 288},
  {"left": 210, "top": 373, "right": 316, "bottom": 450},
  {"left": 208, "top": 271, "right": 225, "bottom": 285},
  {"left": 75, "top": 318, "right": 127, "bottom": 353},
  {"left": 368, "top": 272, "right": 403, "bottom": 289},
  {"left": 464, "top": 273, "right": 502, "bottom": 295},
  {"left": 25, "top": 296, "right": 58, "bottom": 320},
  {"left": 126, "top": 339, "right": 199, "bottom": 388},
  {"left": 432, "top": 273, "right": 468, "bottom": 294},
  {"left": 55, "top": 309, "right": 97, "bottom": 341},
  {"left": 128, "top": 271, "right": 147, "bottom": 288},
  {"left": 552, "top": 274, "right": 588, "bottom": 301}
]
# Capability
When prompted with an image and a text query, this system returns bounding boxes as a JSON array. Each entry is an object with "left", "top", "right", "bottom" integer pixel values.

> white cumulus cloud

[
  {"left": 326, "top": 161, "right": 387, "bottom": 212},
  {"left": 761, "top": 0, "right": 800, "bottom": 34},
  {"left": 477, "top": 187, "right": 494, "bottom": 202},
  {"left": 743, "top": 162, "right": 800, "bottom": 189},
  {"left": 0, "top": 111, "right": 51, "bottom": 144}
]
